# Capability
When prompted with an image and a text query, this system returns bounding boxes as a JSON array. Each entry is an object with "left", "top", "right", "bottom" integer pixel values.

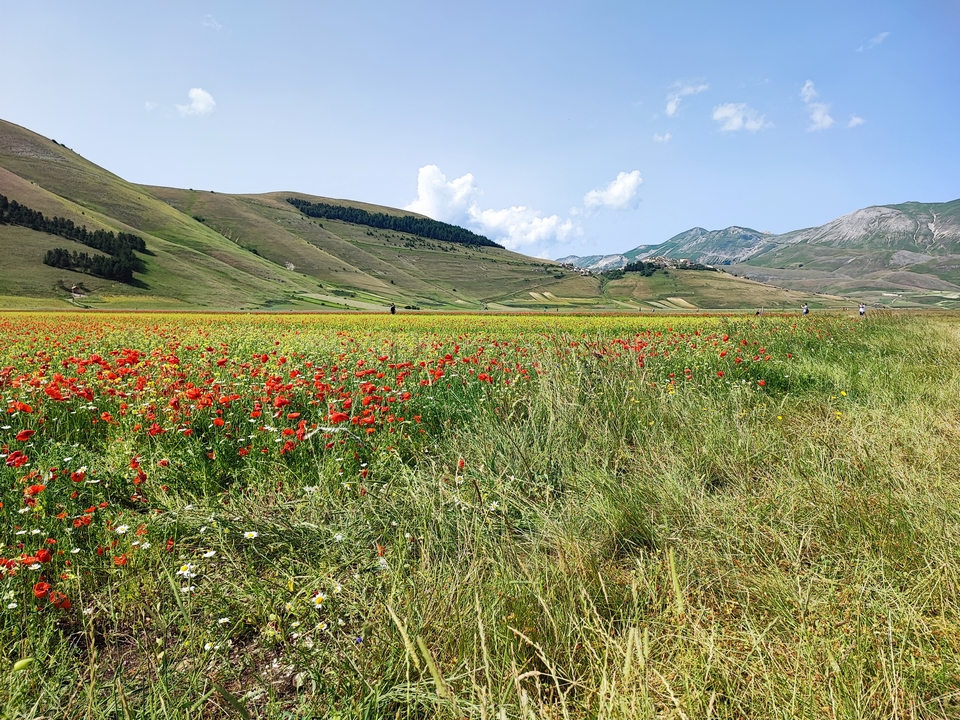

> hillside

[
  {"left": 560, "top": 200, "right": 960, "bottom": 308},
  {"left": 733, "top": 200, "right": 960, "bottom": 305},
  {"left": 1, "top": 117, "right": 818, "bottom": 311},
  {"left": 0, "top": 118, "right": 604, "bottom": 310}
]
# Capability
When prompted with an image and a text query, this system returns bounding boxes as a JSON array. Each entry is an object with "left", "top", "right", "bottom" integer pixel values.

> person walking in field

[
  {"left": 802, "top": 303, "right": 809, "bottom": 315},
  {"left": 389, "top": 303, "right": 396, "bottom": 315},
  {"left": 858, "top": 303, "right": 865, "bottom": 317}
]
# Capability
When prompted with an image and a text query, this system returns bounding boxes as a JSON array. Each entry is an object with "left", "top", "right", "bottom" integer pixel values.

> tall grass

[{"left": 2, "top": 312, "right": 959, "bottom": 718}]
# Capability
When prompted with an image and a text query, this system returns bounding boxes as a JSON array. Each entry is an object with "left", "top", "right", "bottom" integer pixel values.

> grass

[{"left": 1, "top": 310, "right": 958, "bottom": 718}]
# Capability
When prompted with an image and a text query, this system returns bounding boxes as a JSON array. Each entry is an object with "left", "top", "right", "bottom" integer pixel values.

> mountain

[
  {"left": 559, "top": 200, "right": 960, "bottom": 305},
  {"left": 637, "top": 226, "right": 774, "bottom": 265}
]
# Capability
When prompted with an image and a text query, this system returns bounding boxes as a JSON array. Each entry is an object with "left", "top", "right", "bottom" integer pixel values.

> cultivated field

[{"left": 1, "top": 311, "right": 958, "bottom": 718}]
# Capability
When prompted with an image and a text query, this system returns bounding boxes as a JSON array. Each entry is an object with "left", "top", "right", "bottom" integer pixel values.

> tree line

[
  {"left": 0, "top": 193, "right": 146, "bottom": 282},
  {"left": 622, "top": 260, "right": 660, "bottom": 276},
  {"left": 623, "top": 259, "right": 716, "bottom": 275},
  {"left": 42, "top": 248, "right": 141, "bottom": 283},
  {"left": 287, "top": 197, "right": 502, "bottom": 248}
]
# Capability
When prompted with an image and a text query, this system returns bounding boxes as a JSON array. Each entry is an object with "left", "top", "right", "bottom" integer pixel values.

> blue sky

[{"left": 2, "top": 1, "right": 958, "bottom": 259}]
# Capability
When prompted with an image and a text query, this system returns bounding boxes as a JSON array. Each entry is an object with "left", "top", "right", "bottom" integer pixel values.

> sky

[{"left": 2, "top": 1, "right": 958, "bottom": 260}]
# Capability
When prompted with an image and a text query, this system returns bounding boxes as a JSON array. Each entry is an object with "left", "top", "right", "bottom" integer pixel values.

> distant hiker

[
  {"left": 389, "top": 303, "right": 396, "bottom": 315},
  {"left": 802, "top": 303, "right": 809, "bottom": 315},
  {"left": 858, "top": 303, "right": 865, "bottom": 317}
]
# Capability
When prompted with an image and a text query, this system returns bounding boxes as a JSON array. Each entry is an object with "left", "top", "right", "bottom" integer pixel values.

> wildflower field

[{"left": 1, "top": 310, "right": 958, "bottom": 718}]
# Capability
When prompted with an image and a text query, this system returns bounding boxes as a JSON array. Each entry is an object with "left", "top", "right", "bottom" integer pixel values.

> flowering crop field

[{"left": 1, "top": 311, "right": 958, "bottom": 718}]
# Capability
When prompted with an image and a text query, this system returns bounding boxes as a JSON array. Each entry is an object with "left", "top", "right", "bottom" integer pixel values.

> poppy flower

[
  {"left": 49, "top": 591, "right": 71, "bottom": 609},
  {"left": 5, "top": 451, "right": 29, "bottom": 468},
  {"left": 33, "top": 581, "right": 50, "bottom": 599},
  {"left": 15, "top": 429, "right": 34, "bottom": 442}
]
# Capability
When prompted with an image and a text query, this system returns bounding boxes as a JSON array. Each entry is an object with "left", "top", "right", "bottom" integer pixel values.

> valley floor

[{"left": 2, "top": 311, "right": 958, "bottom": 718}]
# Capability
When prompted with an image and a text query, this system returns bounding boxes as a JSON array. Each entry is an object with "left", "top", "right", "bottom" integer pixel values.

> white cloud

[
  {"left": 800, "top": 80, "right": 818, "bottom": 103},
  {"left": 470, "top": 206, "right": 576, "bottom": 249},
  {"left": 653, "top": 132, "right": 672, "bottom": 143},
  {"left": 858, "top": 31, "right": 890, "bottom": 51},
  {"left": 800, "top": 81, "right": 834, "bottom": 131},
  {"left": 176, "top": 88, "right": 216, "bottom": 117},
  {"left": 583, "top": 171, "right": 643, "bottom": 210},
  {"left": 201, "top": 15, "right": 222, "bottom": 30},
  {"left": 848, "top": 115, "right": 865, "bottom": 128},
  {"left": 405, "top": 166, "right": 646, "bottom": 254},
  {"left": 807, "top": 102, "right": 834, "bottom": 131},
  {"left": 712, "top": 103, "right": 771, "bottom": 132},
  {"left": 144, "top": 101, "right": 159, "bottom": 111},
  {"left": 404, "top": 165, "right": 479, "bottom": 223},
  {"left": 665, "top": 83, "right": 708, "bottom": 116},
  {"left": 404, "top": 165, "right": 580, "bottom": 252}
]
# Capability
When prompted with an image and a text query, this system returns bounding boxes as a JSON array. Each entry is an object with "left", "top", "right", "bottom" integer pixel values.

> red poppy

[
  {"left": 35, "top": 549, "right": 52, "bottom": 563},
  {"left": 5, "top": 451, "right": 29, "bottom": 468},
  {"left": 33, "top": 581, "right": 51, "bottom": 599},
  {"left": 15, "top": 429, "right": 34, "bottom": 442},
  {"left": 49, "top": 591, "right": 71, "bottom": 609}
]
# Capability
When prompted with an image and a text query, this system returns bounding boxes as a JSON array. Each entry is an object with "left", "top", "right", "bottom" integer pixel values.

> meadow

[{"left": 0, "top": 310, "right": 957, "bottom": 719}]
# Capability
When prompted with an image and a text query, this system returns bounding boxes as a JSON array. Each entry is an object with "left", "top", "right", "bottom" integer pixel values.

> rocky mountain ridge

[{"left": 559, "top": 200, "right": 960, "bottom": 295}]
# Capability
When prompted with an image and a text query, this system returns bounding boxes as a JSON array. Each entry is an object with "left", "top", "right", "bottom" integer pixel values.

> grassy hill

[{"left": 1, "top": 117, "right": 814, "bottom": 311}]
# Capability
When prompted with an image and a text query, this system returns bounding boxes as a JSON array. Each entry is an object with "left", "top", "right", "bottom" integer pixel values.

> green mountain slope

[
  {"left": 0, "top": 118, "right": 592, "bottom": 309},
  {"left": 0, "top": 117, "right": 819, "bottom": 311},
  {"left": 562, "top": 200, "right": 960, "bottom": 307}
]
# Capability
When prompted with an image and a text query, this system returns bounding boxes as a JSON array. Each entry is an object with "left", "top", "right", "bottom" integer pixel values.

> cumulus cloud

[
  {"left": 404, "top": 165, "right": 578, "bottom": 251},
  {"left": 858, "top": 31, "right": 890, "bottom": 51},
  {"left": 201, "top": 15, "right": 222, "bottom": 30},
  {"left": 404, "top": 165, "right": 645, "bottom": 253},
  {"left": 665, "top": 83, "right": 708, "bottom": 116},
  {"left": 144, "top": 101, "right": 159, "bottom": 111},
  {"left": 711, "top": 103, "right": 770, "bottom": 132},
  {"left": 653, "top": 132, "right": 672, "bottom": 143},
  {"left": 176, "top": 88, "right": 216, "bottom": 117},
  {"left": 807, "top": 102, "right": 834, "bottom": 131},
  {"left": 404, "top": 165, "right": 480, "bottom": 223},
  {"left": 470, "top": 206, "right": 577, "bottom": 249},
  {"left": 583, "top": 171, "right": 643, "bottom": 210},
  {"left": 848, "top": 115, "right": 865, "bottom": 128},
  {"left": 800, "top": 81, "right": 834, "bottom": 131}
]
